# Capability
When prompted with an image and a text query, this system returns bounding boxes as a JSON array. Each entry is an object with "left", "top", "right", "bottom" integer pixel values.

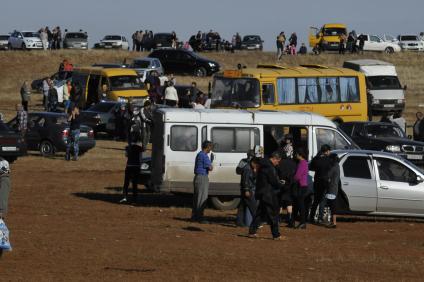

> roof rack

[
  {"left": 300, "top": 64, "right": 329, "bottom": 69},
  {"left": 257, "top": 64, "right": 287, "bottom": 70}
]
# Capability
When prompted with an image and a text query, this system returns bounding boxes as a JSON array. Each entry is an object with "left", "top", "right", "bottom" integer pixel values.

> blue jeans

[{"left": 66, "top": 129, "right": 80, "bottom": 159}]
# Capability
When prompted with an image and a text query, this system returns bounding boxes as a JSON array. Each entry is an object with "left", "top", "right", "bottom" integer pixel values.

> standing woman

[
  {"left": 66, "top": 107, "right": 82, "bottom": 161},
  {"left": 325, "top": 154, "right": 340, "bottom": 228},
  {"left": 20, "top": 81, "right": 31, "bottom": 111},
  {"left": 290, "top": 148, "right": 310, "bottom": 229}
]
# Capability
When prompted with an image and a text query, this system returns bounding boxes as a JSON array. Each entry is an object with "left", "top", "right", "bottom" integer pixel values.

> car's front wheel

[
  {"left": 21, "top": 43, "right": 26, "bottom": 50},
  {"left": 8, "top": 43, "right": 12, "bottom": 50},
  {"left": 194, "top": 67, "right": 207, "bottom": 77},
  {"left": 385, "top": 47, "right": 394, "bottom": 54},
  {"left": 39, "top": 140, "right": 55, "bottom": 157}
]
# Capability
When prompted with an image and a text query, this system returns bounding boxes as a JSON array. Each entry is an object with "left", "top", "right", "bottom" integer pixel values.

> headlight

[
  {"left": 208, "top": 62, "right": 215, "bottom": 67},
  {"left": 112, "top": 42, "right": 118, "bottom": 46},
  {"left": 397, "top": 99, "right": 404, "bottom": 104},
  {"left": 256, "top": 44, "right": 260, "bottom": 48},
  {"left": 386, "top": 145, "right": 401, "bottom": 152},
  {"left": 27, "top": 40, "right": 33, "bottom": 43},
  {"left": 81, "top": 42, "right": 88, "bottom": 45},
  {"left": 117, "top": 97, "right": 128, "bottom": 103},
  {"left": 141, "top": 163, "right": 150, "bottom": 170},
  {"left": 373, "top": 99, "right": 380, "bottom": 104}
]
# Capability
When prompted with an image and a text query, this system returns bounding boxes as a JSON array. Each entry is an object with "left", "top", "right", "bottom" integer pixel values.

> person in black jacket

[
  {"left": 248, "top": 151, "right": 283, "bottom": 240},
  {"left": 120, "top": 142, "right": 143, "bottom": 204},
  {"left": 309, "top": 144, "right": 332, "bottom": 223},
  {"left": 277, "top": 151, "right": 297, "bottom": 227}
]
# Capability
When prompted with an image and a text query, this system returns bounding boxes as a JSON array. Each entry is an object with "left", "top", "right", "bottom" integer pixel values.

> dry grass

[{"left": 0, "top": 50, "right": 423, "bottom": 123}]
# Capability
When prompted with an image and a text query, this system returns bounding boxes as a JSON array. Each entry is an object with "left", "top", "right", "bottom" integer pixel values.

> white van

[
  {"left": 140, "top": 108, "right": 357, "bottom": 210},
  {"left": 343, "top": 60, "right": 406, "bottom": 114}
]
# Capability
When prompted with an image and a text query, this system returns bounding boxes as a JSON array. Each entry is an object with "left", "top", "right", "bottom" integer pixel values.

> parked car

[
  {"left": 240, "top": 35, "right": 263, "bottom": 51},
  {"left": 63, "top": 31, "right": 88, "bottom": 49},
  {"left": 0, "top": 120, "right": 27, "bottom": 163},
  {"left": 8, "top": 30, "right": 43, "bottom": 50},
  {"left": 397, "top": 35, "right": 424, "bottom": 51},
  {"left": 148, "top": 49, "right": 220, "bottom": 77},
  {"left": 95, "top": 35, "right": 129, "bottom": 50},
  {"left": 0, "top": 35, "right": 10, "bottom": 50},
  {"left": 335, "top": 149, "right": 424, "bottom": 218},
  {"left": 129, "top": 57, "right": 164, "bottom": 80},
  {"left": 357, "top": 34, "right": 401, "bottom": 53},
  {"left": 153, "top": 33, "right": 174, "bottom": 49},
  {"left": 31, "top": 71, "right": 73, "bottom": 92},
  {"left": 339, "top": 121, "right": 424, "bottom": 164},
  {"left": 80, "top": 101, "right": 120, "bottom": 135},
  {"left": 7, "top": 112, "right": 95, "bottom": 157}
]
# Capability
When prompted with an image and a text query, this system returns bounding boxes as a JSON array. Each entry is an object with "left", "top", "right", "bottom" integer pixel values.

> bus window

[
  {"left": 298, "top": 78, "right": 319, "bottom": 104},
  {"left": 318, "top": 77, "right": 339, "bottom": 103},
  {"left": 262, "top": 84, "right": 275, "bottom": 105},
  {"left": 340, "top": 77, "right": 359, "bottom": 102},
  {"left": 277, "top": 78, "right": 296, "bottom": 104},
  {"left": 316, "top": 127, "right": 350, "bottom": 150}
]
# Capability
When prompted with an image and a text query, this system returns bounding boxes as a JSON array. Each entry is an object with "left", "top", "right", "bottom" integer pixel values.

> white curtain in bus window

[
  {"left": 277, "top": 78, "right": 296, "bottom": 104},
  {"left": 318, "top": 77, "right": 339, "bottom": 103},
  {"left": 340, "top": 77, "right": 359, "bottom": 102},
  {"left": 298, "top": 78, "right": 318, "bottom": 104}
]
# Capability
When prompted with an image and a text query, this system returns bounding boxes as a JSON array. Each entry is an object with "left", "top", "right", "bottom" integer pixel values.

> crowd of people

[
  {"left": 276, "top": 31, "right": 307, "bottom": 59},
  {"left": 337, "top": 31, "right": 367, "bottom": 55},
  {"left": 38, "top": 26, "right": 63, "bottom": 50},
  {"left": 192, "top": 136, "right": 341, "bottom": 240}
]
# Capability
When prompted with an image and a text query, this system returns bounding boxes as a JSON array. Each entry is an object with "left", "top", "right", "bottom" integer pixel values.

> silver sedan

[{"left": 335, "top": 150, "right": 424, "bottom": 218}]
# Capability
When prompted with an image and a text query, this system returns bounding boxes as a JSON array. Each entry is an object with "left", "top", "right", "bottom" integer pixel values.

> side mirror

[
  {"left": 403, "top": 85, "right": 407, "bottom": 91},
  {"left": 417, "top": 176, "right": 424, "bottom": 184},
  {"left": 408, "top": 135, "right": 413, "bottom": 140}
]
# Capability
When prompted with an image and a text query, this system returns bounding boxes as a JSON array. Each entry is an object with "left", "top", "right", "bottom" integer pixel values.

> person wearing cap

[{"left": 192, "top": 141, "right": 214, "bottom": 223}]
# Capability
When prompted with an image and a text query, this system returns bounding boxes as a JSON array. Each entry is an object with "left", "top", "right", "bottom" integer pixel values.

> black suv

[
  {"left": 148, "top": 49, "right": 220, "bottom": 77},
  {"left": 241, "top": 35, "right": 263, "bottom": 51},
  {"left": 339, "top": 121, "right": 424, "bottom": 164},
  {"left": 0, "top": 120, "right": 27, "bottom": 163}
]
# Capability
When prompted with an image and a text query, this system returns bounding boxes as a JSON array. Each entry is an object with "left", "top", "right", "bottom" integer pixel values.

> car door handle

[
  {"left": 343, "top": 182, "right": 349, "bottom": 186},
  {"left": 380, "top": 186, "right": 389, "bottom": 190}
]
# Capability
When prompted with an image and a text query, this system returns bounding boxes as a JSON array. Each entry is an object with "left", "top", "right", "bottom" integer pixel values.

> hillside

[{"left": 0, "top": 50, "right": 423, "bottom": 123}]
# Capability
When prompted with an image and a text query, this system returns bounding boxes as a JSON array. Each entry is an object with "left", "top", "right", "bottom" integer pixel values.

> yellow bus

[
  {"left": 72, "top": 67, "right": 148, "bottom": 108},
  {"left": 210, "top": 64, "right": 368, "bottom": 123}
]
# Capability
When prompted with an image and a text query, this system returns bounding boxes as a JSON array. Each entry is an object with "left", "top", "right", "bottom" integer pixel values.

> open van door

[{"left": 309, "top": 26, "right": 320, "bottom": 48}]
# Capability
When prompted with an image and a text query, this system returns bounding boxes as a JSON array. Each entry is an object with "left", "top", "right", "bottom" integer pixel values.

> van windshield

[
  {"left": 323, "top": 28, "right": 346, "bottom": 36},
  {"left": 211, "top": 77, "right": 260, "bottom": 108},
  {"left": 109, "top": 75, "right": 145, "bottom": 90},
  {"left": 367, "top": 76, "right": 402, "bottom": 90}
]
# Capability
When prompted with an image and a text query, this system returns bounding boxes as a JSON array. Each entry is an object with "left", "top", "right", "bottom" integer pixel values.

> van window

[
  {"left": 170, "top": 126, "right": 198, "bottom": 151},
  {"left": 264, "top": 125, "right": 308, "bottom": 156},
  {"left": 262, "top": 84, "right": 275, "bottom": 105},
  {"left": 316, "top": 128, "right": 350, "bottom": 150},
  {"left": 211, "top": 127, "right": 259, "bottom": 153}
]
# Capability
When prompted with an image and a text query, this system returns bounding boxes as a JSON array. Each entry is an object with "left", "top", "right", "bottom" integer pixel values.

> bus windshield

[{"left": 211, "top": 77, "right": 260, "bottom": 108}]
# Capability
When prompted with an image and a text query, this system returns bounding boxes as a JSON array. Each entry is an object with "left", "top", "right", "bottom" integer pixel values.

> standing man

[
  {"left": 20, "top": 81, "right": 31, "bottom": 111},
  {"left": 192, "top": 141, "right": 214, "bottom": 223},
  {"left": 0, "top": 157, "right": 11, "bottom": 256},
  {"left": 15, "top": 104, "right": 28, "bottom": 137},
  {"left": 413, "top": 112, "right": 423, "bottom": 141},
  {"left": 309, "top": 144, "right": 332, "bottom": 224},
  {"left": 42, "top": 78, "right": 50, "bottom": 110},
  {"left": 249, "top": 151, "right": 283, "bottom": 240}
]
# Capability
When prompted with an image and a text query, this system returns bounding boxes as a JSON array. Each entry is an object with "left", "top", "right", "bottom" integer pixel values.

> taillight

[
  {"left": 88, "top": 129, "right": 94, "bottom": 138},
  {"left": 62, "top": 129, "right": 69, "bottom": 138}
]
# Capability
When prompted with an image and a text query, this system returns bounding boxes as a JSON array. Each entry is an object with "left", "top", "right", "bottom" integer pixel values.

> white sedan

[{"left": 98, "top": 35, "right": 129, "bottom": 50}]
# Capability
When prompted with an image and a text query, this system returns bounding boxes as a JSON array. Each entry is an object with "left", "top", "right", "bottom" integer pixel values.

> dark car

[
  {"left": 153, "top": 33, "right": 174, "bottom": 49},
  {"left": 80, "top": 101, "right": 120, "bottom": 135},
  {"left": 31, "top": 71, "right": 73, "bottom": 92},
  {"left": 7, "top": 112, "right": 96, "bottom": 157},
  {"left": 241, "top": 35, "right": 263, "bottom": 51},
  {"left": 339, "top": 121, "right": 424, "bottom": 164},
  {"left": 0, "top": 120, "right": 27, "bottom": 163},
  {"left": 148, "top": 49, "right": 220, "bottom": 77}
]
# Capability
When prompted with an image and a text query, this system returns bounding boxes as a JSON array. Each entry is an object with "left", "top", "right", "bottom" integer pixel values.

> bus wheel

[{"left": 210, "top": 196, "right": 240, "bottom": 210}]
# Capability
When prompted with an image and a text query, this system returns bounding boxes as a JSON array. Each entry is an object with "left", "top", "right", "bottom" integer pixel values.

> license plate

[
  {"left": 1, "top": 146, "right": 17, "bottom": 152},
  {"left": 407, "top": 154, "right": 423, "bottom": 160},
  {"left": 80, "top": 133, "right": 88, "bottom": 137},
  {"left": 247, "top": 46, "right": 255, "bottom": 49},
  {"left": 383, "top": 104, "right": 394, "bottom": 108}
]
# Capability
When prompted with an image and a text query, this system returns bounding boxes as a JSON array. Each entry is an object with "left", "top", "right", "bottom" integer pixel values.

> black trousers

[
  {"left": 292, "top": 187, "right": 312, "bottom": 225},
  {"left": 249, "top": 197, "right": 280, "bottom": 238},
  {"left": 123, "top": 166, "right": 139, "bottom": 200},
  {"left": 22, "top": 101, "right": 28, "bottom": 112},
  {"left": 310, "top": 180, "right": 327, "bottom": 221}
]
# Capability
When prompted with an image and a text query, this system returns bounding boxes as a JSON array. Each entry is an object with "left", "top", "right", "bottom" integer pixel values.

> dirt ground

[{"left": 1, "top": 140, "right": 424, "bottom": 281}]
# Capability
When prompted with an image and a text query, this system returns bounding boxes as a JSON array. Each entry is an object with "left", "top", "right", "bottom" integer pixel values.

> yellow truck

[{"left": 309, "top": 23, "right": 347, "bottom": 54}]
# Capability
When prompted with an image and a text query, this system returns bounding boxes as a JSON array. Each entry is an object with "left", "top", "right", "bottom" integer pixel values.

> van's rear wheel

[
  {"left": 194, "top": 67, "right": 207, "bottom": 77},
  {"left": 210, "top": 196, "right": 240, "bottom": 210}
]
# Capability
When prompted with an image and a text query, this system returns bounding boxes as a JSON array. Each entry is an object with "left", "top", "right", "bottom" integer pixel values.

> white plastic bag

[{"left": 0, "top": 219, "right": 12, "bottom": 251}]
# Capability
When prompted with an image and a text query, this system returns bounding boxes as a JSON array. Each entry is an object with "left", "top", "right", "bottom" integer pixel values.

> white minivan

[
  {"left": 140, "top": 108, "right": 357, "bottom": 210},
  {"left": 343, "top": 60, "right": 406, "bottom": 114}
]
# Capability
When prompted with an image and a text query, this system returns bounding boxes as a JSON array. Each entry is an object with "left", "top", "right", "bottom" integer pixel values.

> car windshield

[
  {"left": 323, "top": 28, "right": 346, "bottom": 36},
  {"left": 367, "top": 76, "right": 402, "bottom": 90},
  {"left": 104, "top": 35, "right": 121, "bottom": 40},
  {"left": 132, "top": 60, "right": 150, "bottom": 68},
  {"left": 211, "top": 77, "right": 260, "bottom": 108},
  {"left": 65, "top": 33, "right": 87, "bottom": 39},
  {"left": 365, "top": 124, "right": 405, "bottom": 138},
  {"left": 23, "top": 32, "right": 40, "bottom": 38},
  {"left": 400, "top": 35, "right": 418, "bottom": 41},
  {"left": 87, "top": 102, "right": 116, "bottom": 112},
  {"left": 155, "top": 34, "right": 172, "bottom": 42},
  {"left": 243, "top": 36, "right": 260, "bottom": 42},
  {"left": 50, "top": 115, "right": 69, "bottom": 125},
  {"left": 0, "top": 35, "right": 9, "bottom": 40},
  {"left": 109, "top": 75, "right": 144, "bottom": 90}
]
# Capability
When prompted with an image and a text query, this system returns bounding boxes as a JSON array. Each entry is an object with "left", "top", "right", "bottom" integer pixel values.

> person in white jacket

[{"left": 164, "top": 81, "right": 179, "bottom": 107}]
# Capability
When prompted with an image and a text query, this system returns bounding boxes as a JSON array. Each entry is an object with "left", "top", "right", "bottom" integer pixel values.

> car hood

[
  {"left": 369, "top": 89, "right": 404, "bottom": 100},
  {"left": 101, "top": 40, "right": 121, "bottom": 43},
  {"left": 370, "top": 136, "right": 424, "bottom": 146},
  {"left": 24, "top": 37, "right": 41, "bottom": 41}
]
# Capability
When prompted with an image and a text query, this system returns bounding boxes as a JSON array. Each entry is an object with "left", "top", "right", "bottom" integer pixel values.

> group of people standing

[
  {"left": 276, "top": 31, "right": 304, "bottom": 59},
  {"left": 38, "top": 26, "right": 62, "bottom": 50},
  {"left": 192, "top": 136, "right": 341, "bottom": 240},
  {"left": 338, "top": 31, "right": 366, "bottom": 55}
]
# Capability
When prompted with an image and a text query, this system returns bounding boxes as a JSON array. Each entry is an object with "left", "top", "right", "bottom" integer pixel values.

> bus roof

[
  {"left": 157, "top": 108, "right": 336, "bottom": 128},
  {"left": 73, "top": 67, "right": 139, "bottom": 77},
  {"left": 219, "top": 64, "right": 362, "bottom": 79}
]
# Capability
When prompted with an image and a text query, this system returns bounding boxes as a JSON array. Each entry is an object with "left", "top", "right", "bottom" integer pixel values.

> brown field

[{"left": 1, "top": 50, "right": 424, "bottom": 281}]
